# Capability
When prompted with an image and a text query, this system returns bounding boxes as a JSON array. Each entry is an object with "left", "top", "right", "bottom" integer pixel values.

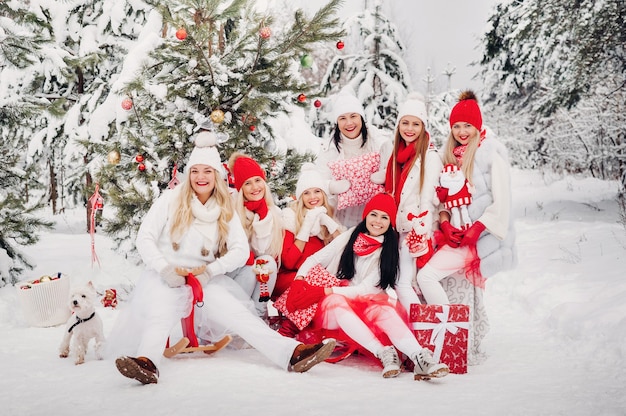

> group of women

[{"left": 106, "top": 89, "right": 516, "bottom": 385}]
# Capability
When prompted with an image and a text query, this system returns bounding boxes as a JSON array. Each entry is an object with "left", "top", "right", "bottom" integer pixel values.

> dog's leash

[{"left": 67, "top": 312, "right": 96, "bottom": 333}]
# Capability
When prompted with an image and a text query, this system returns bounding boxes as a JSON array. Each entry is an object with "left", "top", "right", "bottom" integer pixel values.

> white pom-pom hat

[
  {"left": 186, "top": 131, "right": 222, "bottom": 173},
  {"left": 332, "top": 93, "right": 365, "bottom": 122},
  {"left": 295, "top": 163, "right": 330, "bottom": 199},
  {"left": 395, "top": 92, "right": 428, "bottom": 130}
]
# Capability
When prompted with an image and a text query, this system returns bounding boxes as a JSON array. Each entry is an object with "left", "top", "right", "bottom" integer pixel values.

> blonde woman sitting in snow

[{"left": 227, "top": 152, "right": 284, "bottom": 318}]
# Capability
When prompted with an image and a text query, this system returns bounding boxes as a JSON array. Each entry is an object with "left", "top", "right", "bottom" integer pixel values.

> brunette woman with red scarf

[
  {"left": 284, "top": 193, "right": 449, "bottom": 380},
  {"left": 382, "top": 94, "right": 443, "bottom": 311}
]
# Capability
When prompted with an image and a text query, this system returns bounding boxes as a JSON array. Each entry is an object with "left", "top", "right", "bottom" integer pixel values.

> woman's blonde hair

[
  {"left": 234, "top": 181, "right": 284, "bottom": 259},
  {"left": 389, "top": 122, "right": 431, "bottom": 195},
  {"left": 169, "top": 169, "right": 234, "bottom": 257},
  {"left": 442, "top": 129, "right": 480, "bottom": 185},
  {"left": 289, "top": 190, "right": 336, "bottom": 244}
]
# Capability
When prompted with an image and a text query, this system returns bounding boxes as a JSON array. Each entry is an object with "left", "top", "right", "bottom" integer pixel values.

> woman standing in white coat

[
  {"left": 316, "top": 93, "right": 390, "bottom": 228},
  {"left": 382, "top": 94, "right": 443, "bottom": 310},
  {"left": 108, "top": 132, "right": 335, "bottom": 385}
]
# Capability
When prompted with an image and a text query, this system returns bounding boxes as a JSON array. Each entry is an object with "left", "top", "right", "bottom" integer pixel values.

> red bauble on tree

[
  {"left": 121, "top": 98, "right": 133, "bottom": 110},
  {"left": 314, "top": 99, "right": 322, "bottom": 108},
  {"left": 297, "top": 93, "right": 306, "bottom": 103},
  {"left": 135, "top": 154, "right": 144, "bottom": 163},
  {"left": 138, "top": 163, "right": 146, "bottom": 171},
  {"left": 249, "top": 125, "right": 256, "bottom": 132},
  {"left": 175, "top": 28, "right": 187, "bottom": 40},
  {"left": 259, "top": 26, "right": 271, "bottom": 39},
  {"left": 336, "top": 40, "right": 345, "bottom": 50}
]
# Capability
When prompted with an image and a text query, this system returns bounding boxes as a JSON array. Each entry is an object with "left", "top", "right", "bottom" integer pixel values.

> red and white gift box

[{"left": 410, "top": 303, "right": 470, "bottom": 374}]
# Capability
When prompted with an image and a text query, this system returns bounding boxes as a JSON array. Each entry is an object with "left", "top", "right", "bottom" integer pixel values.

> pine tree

[
  {"left": 94, "top": 0, "right": 344, "bottom": 253},
  {"left": 0, "top": 3, "right": 53, "bottom": 286},
  {"left": 313, "top": 0, "right": 411, "bottom": 137}
]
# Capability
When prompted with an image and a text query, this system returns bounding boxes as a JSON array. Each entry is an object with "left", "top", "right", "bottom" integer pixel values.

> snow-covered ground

[{"left": 1, "top": 168, "right": 625, "bottom": 416}]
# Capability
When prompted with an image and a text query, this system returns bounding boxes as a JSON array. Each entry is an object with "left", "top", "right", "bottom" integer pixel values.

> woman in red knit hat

[
  {"left": 277, "top": 193, "right": 450, "bottom": 380},
  {"left": 227, "top": 152, "right": 284, "bottom": 318},
  {"left": 415, "top": 90, "right": 517, "bottom": 363}
]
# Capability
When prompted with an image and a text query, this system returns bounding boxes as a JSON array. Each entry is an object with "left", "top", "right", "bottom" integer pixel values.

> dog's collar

[{"left": 67, "top": 312, "right": 96, "bottom": 333}]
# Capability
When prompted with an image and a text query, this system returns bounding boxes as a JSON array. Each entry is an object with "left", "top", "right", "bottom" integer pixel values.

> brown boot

[
  {"left": 115, "top": 356, "right": 159, "bottom": 384},
  {"left": 290, "top": 339, "right": 336, "bottom": 373}
]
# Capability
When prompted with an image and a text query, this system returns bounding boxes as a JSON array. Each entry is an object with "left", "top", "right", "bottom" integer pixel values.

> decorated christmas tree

[{"left": 94, "top": 0, "right": 344, "bottom": 253}]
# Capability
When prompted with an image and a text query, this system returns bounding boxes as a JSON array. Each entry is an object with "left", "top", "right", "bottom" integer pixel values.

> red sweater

[{"left": 272, "top": 230, "right": 325, "bottom": 300}]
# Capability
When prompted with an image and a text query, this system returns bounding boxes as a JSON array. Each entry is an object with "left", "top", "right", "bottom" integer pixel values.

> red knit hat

[
  {"left": 449, "top": 90, "right": 482, "bottom": 130},
  {"left": 363, "top": 193, "right": 397, "bottom": 228},
  {"left": 229, "top": 153, "right": 266, "bottom": 191}
]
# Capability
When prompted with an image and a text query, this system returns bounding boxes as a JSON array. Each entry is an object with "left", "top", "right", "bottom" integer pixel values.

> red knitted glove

[
  {"left": 244, "top": 199, "right": 269, "bottom": 220},
  {"left": 245, "top": 251, "right": 255, "bottom": 266},
  {"left": 440, "top": 221, "right": 463, "bottom": 248},
  {"left": 286, "top": 279, "right": 307, "bottom": 313},
  {"left": 287, "top": 282, "right": 326, "bottom": 311},
  {"left": 435, "top": 186, "right": 449, "bottom": 203},
  {"left": 460, "top": 221, "right": 485, "bottom": 247}
]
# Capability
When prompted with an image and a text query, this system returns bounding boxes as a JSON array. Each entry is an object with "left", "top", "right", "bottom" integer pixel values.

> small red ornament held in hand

[{"left": 253, "top": 259, "right": 271, "bottom": 302}]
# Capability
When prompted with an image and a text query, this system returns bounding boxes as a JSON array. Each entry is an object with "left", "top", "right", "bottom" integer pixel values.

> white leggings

[
  {"left": 416, "top": 245, "right": 470, "bottom": 304},
  {"left": 322, "top": 294, "right": 422, "bottom": 357}
]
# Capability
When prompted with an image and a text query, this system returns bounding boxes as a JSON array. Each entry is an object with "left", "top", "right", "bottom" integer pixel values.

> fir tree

[
  {"left": 0, "top": 3, "right": 53, "bottom": 286},
  {"left": 95, "top": 0, "right": 344, "bottom": 253},
  {"left": 313, "top": 0, "right": 411, "bottom": 137}
]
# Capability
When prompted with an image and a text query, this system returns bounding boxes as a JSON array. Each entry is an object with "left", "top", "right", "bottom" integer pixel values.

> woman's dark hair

[
  {"left": 336, "top": 219, "right": 399, "bottom": 290},
  {"left": 331, "top": 116, "right": 369, "bottom": 152}
]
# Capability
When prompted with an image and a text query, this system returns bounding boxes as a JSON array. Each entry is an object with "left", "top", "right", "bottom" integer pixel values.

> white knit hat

[
  {"left": 186, "top": 131, "right": 222, "bottom": 173},
  {"left": 332, "top": 93, "right": 365, "bottom": 122},
  {"left": 395, "top": 92, "right": 428, "bottom": 130},
  {"left": 295, "top": 163, "right": 330, "bottom": 199}
]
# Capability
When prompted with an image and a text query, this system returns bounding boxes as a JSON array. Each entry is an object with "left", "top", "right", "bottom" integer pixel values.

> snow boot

[
  {"left": 115, "top": 356, "right": 159, "bottom": 384},
  {"left": 412, "top": 348, "right": 449, "bottom": 380},
  {"left": 377, "top": 346, "right": 401, "bottom": 378},
  {"left": 290, "top": 338, "right": 336, "bottom": 373}
]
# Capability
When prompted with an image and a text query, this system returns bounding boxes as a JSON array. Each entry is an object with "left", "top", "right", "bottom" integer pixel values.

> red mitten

[
  {"left": 246, "top": 251, "right": 255, "bottom": 266},
  {"left": 285, "top": 279, "right": 307, "bottom": 313},
  {"left": 244, "top": 199, "right": 269, "bottom": 220},
  {"left": 460, "top": 221, "right": 485, "bottom": 247},
  {"left": 287, "top": 282, "right": 326, "bottom": 311},
  {"left": 440, "top": 221, "right": 463, "bottom": 248},
  {"left": 435, "top": 186, "right": 449, "bottom": 203}
]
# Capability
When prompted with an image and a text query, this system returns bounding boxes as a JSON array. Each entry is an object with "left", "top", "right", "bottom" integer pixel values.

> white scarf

[{"left": 190, "top": 195, "right": 221, "bottom": 252}]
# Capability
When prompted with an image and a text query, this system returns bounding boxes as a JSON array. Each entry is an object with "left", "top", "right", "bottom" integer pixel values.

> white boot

[
  {"left": 377, "top": 346, "right": 401, "bottom": 378},
  {"left": 412, "top": 348, "right": 449, "bottom": 380}
]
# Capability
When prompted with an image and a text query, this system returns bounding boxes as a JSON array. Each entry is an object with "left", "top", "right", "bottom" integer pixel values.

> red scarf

[
  {"left": 353, "top": 233, "right": 382, "bottom": 256},
  {"left": 384, "top": 140, "right": 417, "bottom": 205},
  {"left": 453, "top": 129, "right": 486, "bottom": 166}
]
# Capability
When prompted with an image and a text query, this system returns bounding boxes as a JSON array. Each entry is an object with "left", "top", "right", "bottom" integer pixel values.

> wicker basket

[{"left": 17, "top": 274, "right": 71, "bottom": 327}]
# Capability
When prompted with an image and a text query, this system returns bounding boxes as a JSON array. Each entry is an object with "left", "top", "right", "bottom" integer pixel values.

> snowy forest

[{"left": 1, "top": 0, "right": 625, "bottom": 286}]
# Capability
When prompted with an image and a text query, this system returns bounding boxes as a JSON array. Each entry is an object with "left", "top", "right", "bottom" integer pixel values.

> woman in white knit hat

[
  {"left": 106, "top": 132, "right": 336, "bottom": 385},
  {"left": 315, "top": 91, "right": 390, "bottom": 228},
  {"left": 380, "top": 93, "right": 444, "bottom": 311},
  {"left": 274, "top": 164, "right": 344, "bottom": 336}
]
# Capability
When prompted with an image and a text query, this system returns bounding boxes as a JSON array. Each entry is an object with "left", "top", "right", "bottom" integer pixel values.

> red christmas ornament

[
  {"left": 138, "top": 163, "right": 146, "bottom": 171},
  {"left": 135, "top": 154, "right": 144, "bottom": 163},
  {"left": 175, "top": 28, "right": 187, "bottom": 40},
  {"left": 297, "top": 93, "right": 306, "bottom": 103},
  {"left": 121, "top": 98, "right": 133, "bottom": 110},
  {"left": 336, "top": 40, "right": 345, "bottom": 50},
  {"left": 314, "top": 99, "right": 322, "bottom": 108},
  {"left": 249, "top": 125, "right": 256, "bottom": 132},
  {"left": 259, "top": 26, "right": 271, "bottom": 39}
]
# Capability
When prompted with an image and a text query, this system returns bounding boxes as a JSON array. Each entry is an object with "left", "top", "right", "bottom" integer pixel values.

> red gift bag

[
  {"left": 410, "top": 303, "right": 470, "bottom": 374},
  {"left": 274, "top": 264, "right": 344, "bottom": 330}
]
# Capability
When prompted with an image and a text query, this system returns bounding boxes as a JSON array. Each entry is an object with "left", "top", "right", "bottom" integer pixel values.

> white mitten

[
  {"left": 411, "top": 217, "right": 428, "bottom": 235},
  {"left": 296, "top": 207, "right": 326, "bottom": 242},
  {"left": 328, "top": 179, "right": 351, "bottom": 195},
  {"left": 370, "top": 170, "right": 386, "bottom": 185},
  {"left": 319, "top": 213, "right": 340, "bottom": 234},
  {"left": 160, "top": 265, "right": 185, "bottom": 288}
]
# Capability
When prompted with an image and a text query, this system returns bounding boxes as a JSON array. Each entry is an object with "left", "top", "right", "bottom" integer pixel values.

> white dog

[{"left": 59, "top": 281, "right": 105, "bottom": 365}]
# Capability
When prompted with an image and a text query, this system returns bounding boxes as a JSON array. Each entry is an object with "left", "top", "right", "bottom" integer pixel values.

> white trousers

[
  {"left": 228, "top": 255, "right": 277, "bottom": 317},
  {"left": 416, "top": 245, "right": 471, "bottom": 304}
]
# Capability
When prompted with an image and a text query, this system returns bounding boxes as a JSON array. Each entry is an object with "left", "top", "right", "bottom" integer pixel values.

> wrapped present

[
  {"left": 410, "top": 303, "right": 470, "bottom": 374},
  {"left": 274, "top": 264, "right": 345, "bottom": 330},
  {"left": 328, "top": 152, "right": 385, "bottom": 210}
]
